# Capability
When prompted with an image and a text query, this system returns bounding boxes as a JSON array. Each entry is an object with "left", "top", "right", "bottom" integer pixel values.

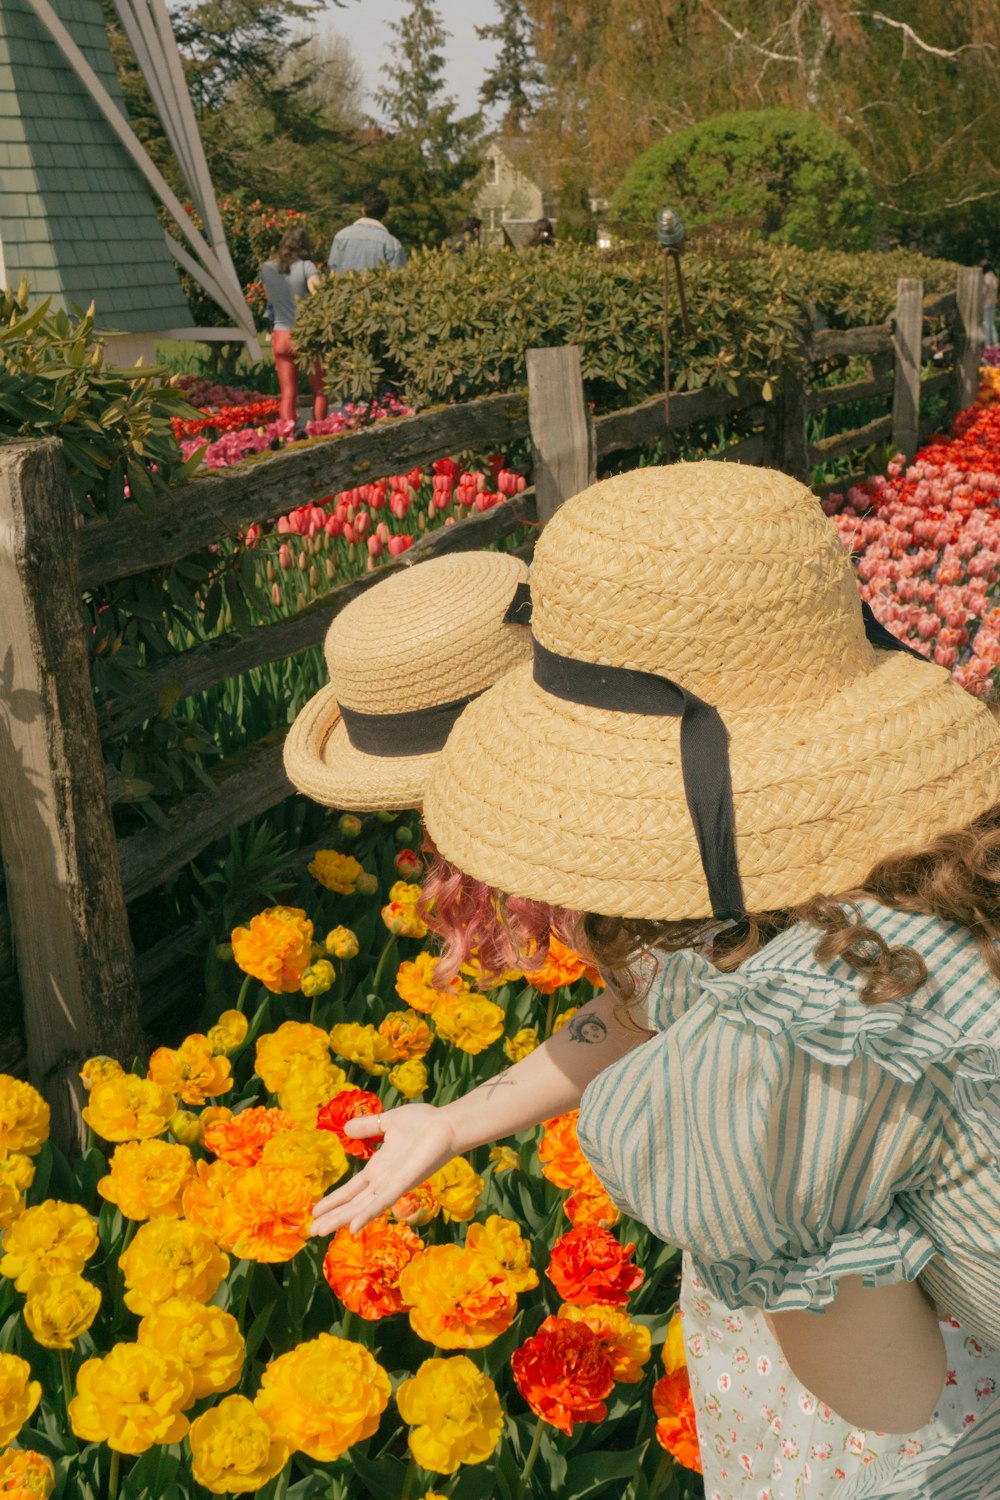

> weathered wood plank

[
  {"left": 892, "top": 278, "right": 923, "bottom": 464},
  {"left": 762, "top": 310, "right": 811, "bottom": 482},
  {"left": 526, "top": 347, "right": 594, "bottom": 523},
  {"left": 97, "top": 492, "right": 536, "bottom": 741},
  {"left": 808, "top": 413, "right": 894, "bottom": 464},
  {"left": 807, "top": 372, "right": 896, "bottom": 412},
  {"left": 811, "top": 322, "right": 893, "bottom": 361},
  {"left": 717, "top": 432, "right": 766, "bottom": 465},
  {"left": 78, "top": 391, "right": 531, "bottom": 588},
  {"left": 118, "top": 733, "right": 290, "bottom": 901},
  {"left": 922, "top": 290, "right": 957, "bottom": 322},
  {"left": 952, "top": 265, "right": 984, "bottom": 418},
  {"left": 593, "top": 381, "right": 765, "bottom": 457},
  {"left": 0, "top": 903, "right": 12, "bottom": 981},
  {"left": 0, "top": 441, "right": 144, "bottom": 1148},
  {"left": 919, "top": 369, "right": 951, "bottom": 400}
]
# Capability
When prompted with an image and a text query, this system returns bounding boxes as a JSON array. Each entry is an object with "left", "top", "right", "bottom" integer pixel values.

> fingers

[
  {"left": 310, "top": 1173, "right": 396, "bottom": 1238},
  {"left": 343, "top": 1112, "right": 387, "bottom": 1139}
]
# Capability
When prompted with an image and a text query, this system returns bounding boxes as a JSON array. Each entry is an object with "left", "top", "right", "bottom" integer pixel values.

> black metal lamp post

[{"left": 657, "top": 207, "right": 691, "bottom": 441}]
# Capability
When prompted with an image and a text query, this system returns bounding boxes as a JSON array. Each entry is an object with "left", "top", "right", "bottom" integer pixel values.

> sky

[{"left": 321, "top": 0, "right": 501, "bottom": 120}]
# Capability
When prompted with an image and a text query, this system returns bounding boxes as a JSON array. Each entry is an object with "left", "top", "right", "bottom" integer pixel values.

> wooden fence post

[
  {"left": 762, "top": 306, "right": 811, "bottom": 481},
  {"left": 526, "top": 346, "right": 595, "bottom": 524},
  {"left": 0, "top": 440, "right": 144, "bottom": 1150},
  {"left": 952, "top": 265, "right": 984, "bottom": 417},
  {"left": 891, "top": 277, "right": 923, "bottom": 463}
]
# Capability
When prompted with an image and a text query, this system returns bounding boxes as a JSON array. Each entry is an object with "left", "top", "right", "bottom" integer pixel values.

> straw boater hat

[
  {"left": 284, "top": 551, "right": 532, "bottom": 812},
  {"left": 423, "top": 461, "right": 1000, "bottom": 920}
]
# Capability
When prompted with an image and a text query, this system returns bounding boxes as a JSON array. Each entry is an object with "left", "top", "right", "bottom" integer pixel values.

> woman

[
  {"left": 260, "top": 224, "right": 329, "bottom": 427},
  {"left": 310, "top": 463, "right": 1000, "bottom": 1497}
]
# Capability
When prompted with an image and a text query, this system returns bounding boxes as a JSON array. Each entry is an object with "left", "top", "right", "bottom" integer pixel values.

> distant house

[
  {"left": 474, "top": 140, "right": 556, "bottom": 248},
  {"left": 0, "top": 0, "right": 256, "bottom": 363}
]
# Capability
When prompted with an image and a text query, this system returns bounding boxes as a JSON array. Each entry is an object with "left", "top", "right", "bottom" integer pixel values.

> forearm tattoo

[
  {"left": 566, "top": 1011, "right": 608, "bottom": 1044},
  {"left": 479, "top": 1072, "right": 518, "bottom": 1100}
]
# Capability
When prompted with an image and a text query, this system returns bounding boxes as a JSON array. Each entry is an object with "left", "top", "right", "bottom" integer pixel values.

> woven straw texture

[
  {"left": 284, "top": 551, "right": 531, "bottom": 811},
  {"left": 423, "top": 462, "right": 1000, "bottom": 918}
]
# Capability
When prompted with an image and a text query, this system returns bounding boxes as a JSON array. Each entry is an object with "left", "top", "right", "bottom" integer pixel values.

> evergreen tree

[
  {"left": 476, "top": 0, "right": 543, "bottom": 129},
  {"left": 370, "top": 0, "right": 483, "bottom": 246}
]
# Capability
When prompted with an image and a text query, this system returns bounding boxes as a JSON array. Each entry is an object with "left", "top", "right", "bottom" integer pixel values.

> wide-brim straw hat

[
  {"left": 284, "top": 551, "right": 531, "bottom": 812},
  {"left": 423, "top": 461, "right": 1000, "bottom": 920}
]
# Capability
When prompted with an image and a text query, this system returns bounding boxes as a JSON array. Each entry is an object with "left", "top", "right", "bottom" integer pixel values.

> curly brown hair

[{"left": 583, "top": 802, "right": 1000, "bottom": 1006}]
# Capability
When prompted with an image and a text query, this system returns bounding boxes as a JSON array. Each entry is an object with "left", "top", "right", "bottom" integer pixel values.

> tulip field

[
  {"left": 2, "top": 362, "right": 1000, "bottom": 1499},
  {"left": 0, "top": 823, "right": 698, "bottom": 1500}
]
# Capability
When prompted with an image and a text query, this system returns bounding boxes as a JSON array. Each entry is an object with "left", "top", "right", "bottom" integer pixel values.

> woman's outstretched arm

[{"left": 309, "top": 988, "right": 651, "bottom": 1237}]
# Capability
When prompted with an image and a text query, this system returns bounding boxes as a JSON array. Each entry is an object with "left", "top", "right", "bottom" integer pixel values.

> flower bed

[
  {"left": 824, "top": 378, "right": 1000, "bottom": 696},
  {"left": 0, "top": 818, "right": 699, "bottom": 1499}
]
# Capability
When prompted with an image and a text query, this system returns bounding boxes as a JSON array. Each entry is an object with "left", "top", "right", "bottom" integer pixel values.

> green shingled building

[{"left": 0, "top": 0, "right": 190, "bottom": 341}]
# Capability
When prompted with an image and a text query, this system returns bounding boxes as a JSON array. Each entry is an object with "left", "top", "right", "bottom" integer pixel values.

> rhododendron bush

[{"left": 0, "top": 817, "right": 699, "bottom": 1499}]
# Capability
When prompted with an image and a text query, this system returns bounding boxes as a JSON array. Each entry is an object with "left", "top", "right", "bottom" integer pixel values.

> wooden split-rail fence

[{"left": 0, "top": 267, "right": 985, "bottom": 1148}]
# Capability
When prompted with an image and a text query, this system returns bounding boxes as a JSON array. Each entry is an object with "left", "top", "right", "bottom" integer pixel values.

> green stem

[
  {"left": 107, "top": 1449, "right": 121, "bottom": 1500},
  {"left": 58, "top": 1347, "right": 73, "bottom": 1421},
  {"left": 272, "top": 1464, "right": 290, "bottom": 1500},
  {"left": 235, "top": 973, "right": 253, "bottom": 1014},
  {"left": 239, "top": 1260, "right": 254, "bottom": 1326},
  {"left": 516, "top": 1416, "right": 546, "bottom": 1499},
  {"left": 543, "top": 990, "right": 558, "bottom": 1041},
  {"left": 340, "top": 1306, "right": 355, "bottom": 1343},
  {"left": 308, "top": 990, "right": 318, "bottom": 1025},
  {"left": 371, "top": 935, "right": 398, "bottom": 997},
  {"left": 401, "top": 1454, "right": 418, "bottom": 1500}
]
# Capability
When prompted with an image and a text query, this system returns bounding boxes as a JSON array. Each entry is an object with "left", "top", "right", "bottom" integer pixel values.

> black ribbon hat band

[
  {"left": 526, "top": 592, "right": 924, "bottom": 920},
  {"left": 533, "top": 638, "right": 745, "bottom": 918},
  {"left": 336, "top": 576, "right": 531, "bottom": 759},
  {"left": 340, "top": 570, "right": 922, "bottom": 917},
  {"left": 337, "top": 693, "right": 481, "bottom": 758}
]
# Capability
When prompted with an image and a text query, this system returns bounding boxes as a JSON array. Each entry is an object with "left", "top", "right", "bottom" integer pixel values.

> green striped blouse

[{"left": 576, "top": 900, "right": 1000, "bottom": 1350}]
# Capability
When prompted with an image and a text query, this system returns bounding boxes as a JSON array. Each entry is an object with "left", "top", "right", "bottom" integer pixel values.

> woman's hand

[{"left": 309, "top": 1102, "right": 459, "bottom": 1238}]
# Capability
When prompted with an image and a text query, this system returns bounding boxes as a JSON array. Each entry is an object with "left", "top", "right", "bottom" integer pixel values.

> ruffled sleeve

[{"left": 578, "top": 950, "right": 1000, "bottom": 1315}]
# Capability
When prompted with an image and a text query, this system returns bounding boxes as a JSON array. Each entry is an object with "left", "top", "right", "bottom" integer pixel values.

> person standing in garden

[
  {"left": 327, "top": 188, "right": 408, "bottom": 274},
  {"left": 444, "top": 215, "right": 482, "bottom": 253},
  {"left": 311, "top": 461, "right": 1000, "bottom": 1499},
  {"left": 260, "top": 224, "right": 329, "bottom": 428},
  {"left": 982, "top": 259, "right": 998, "bottom": 347}
]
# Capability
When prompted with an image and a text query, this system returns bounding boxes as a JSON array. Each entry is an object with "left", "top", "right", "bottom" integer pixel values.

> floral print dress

[{"left": 680, "top": 1255, "right": 1000, "bottom": 1499}]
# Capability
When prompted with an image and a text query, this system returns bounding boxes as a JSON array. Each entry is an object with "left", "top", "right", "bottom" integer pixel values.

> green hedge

[
  {"left": 611, "top": 109, "right": 876, "bottom": 251},
  {"left": 294, "top": 242, "right": 959, "bottom": 412}
]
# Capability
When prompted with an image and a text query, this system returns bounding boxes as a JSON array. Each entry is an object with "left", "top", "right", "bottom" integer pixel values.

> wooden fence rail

[{"left": 0, "top": 266, "right": 984, "bottom": 1144}]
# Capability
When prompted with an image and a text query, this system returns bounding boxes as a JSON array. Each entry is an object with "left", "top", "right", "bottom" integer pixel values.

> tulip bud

[
  {"left": 394, "top": 848, "right": 422, "bottom": 878},
  {"left": 338, "top": 813, "right": 363, "bottom": 840},
  {"left": 301, "top": 960, "right": 335, "bottom": 998},
  {"left": 169, "top": 1109, "right": 204, "bottom": 1147},
  {"left": 368, "top": 534, "right": 383, "bottom": 558},
  {"left": 271, "top": 582, "right": 282, "bottom": 607},
  {"left": 278, "top": 543, "right": 292, "bottom": 569},
  {"left": 395, "top": 825, "right": 415, "bottom": 846},
  {"left": 355, "top": 871, "right": 379, "bottom": 896}
]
